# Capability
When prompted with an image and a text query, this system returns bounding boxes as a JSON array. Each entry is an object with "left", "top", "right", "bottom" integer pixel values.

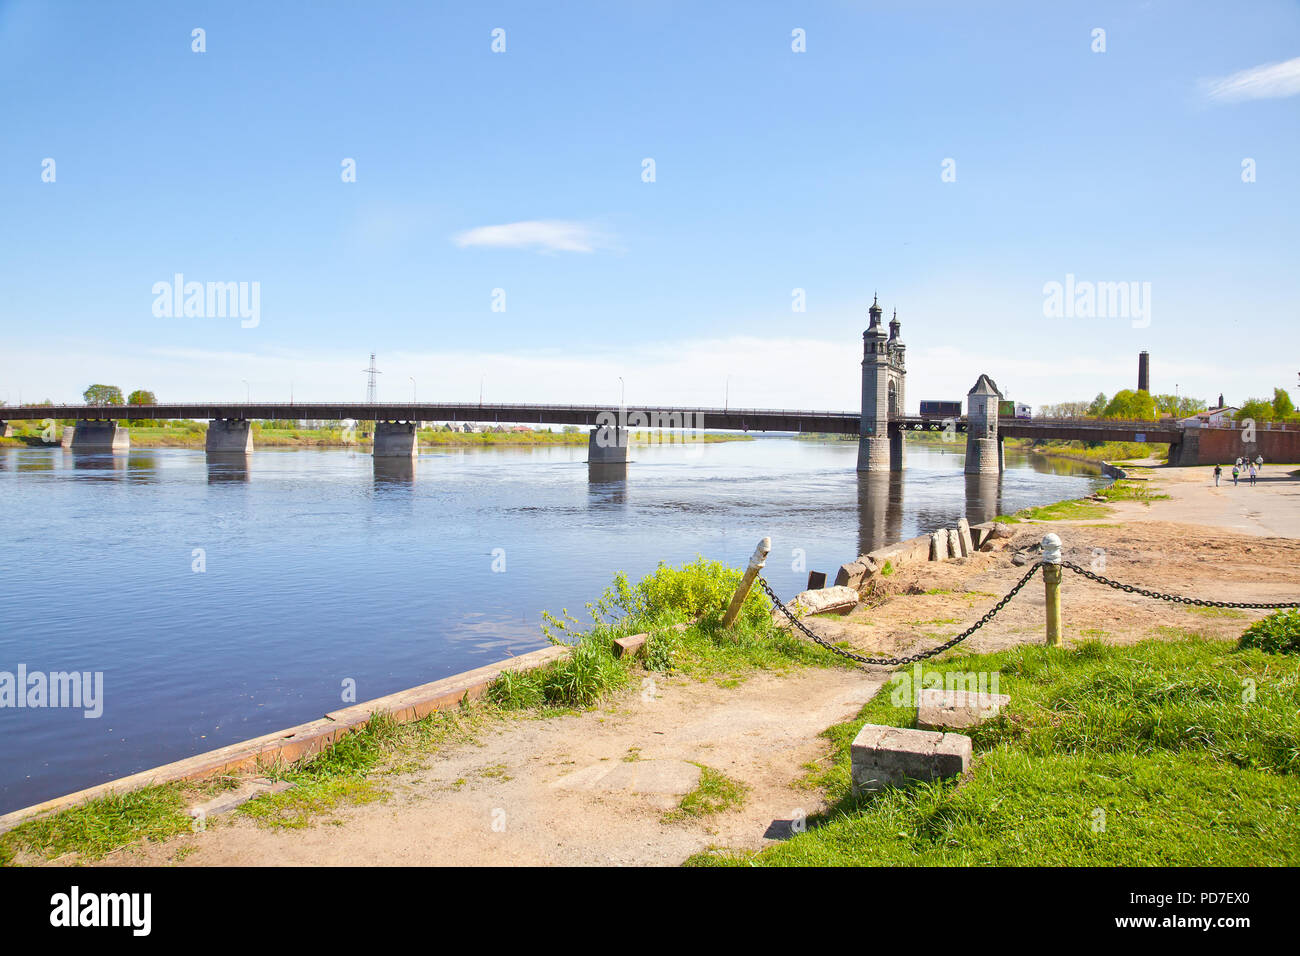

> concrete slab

[
  {"left": 916, "top": 688, "right": 1010, "bottom": 730},
  {"left": 188, "top": 778, "right": 293, "bottom": 820},
  {"left": 551, "top": 759, "right": 701, "bottom": 796},
  {"left": 791, "top": 585, "right": 859, "bottom": 616},
  {"left": 850, "top": 723, "right": 971, "bottom": 793},
  {"left": 956, "top": 518, "right": 974, "bottom": 557}
]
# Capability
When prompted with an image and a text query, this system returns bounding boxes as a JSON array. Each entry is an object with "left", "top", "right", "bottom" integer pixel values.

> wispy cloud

[
  {"left": 1202, "top": 56, "right": 1300, "bottom": 103},
  {"left": 452, "top": 220, "right": 608, "bottom": 254}
]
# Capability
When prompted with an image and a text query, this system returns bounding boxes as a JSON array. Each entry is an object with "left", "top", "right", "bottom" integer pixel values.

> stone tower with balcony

[{"left": 857, "top": 295, "right": 907, "bottom": 472}]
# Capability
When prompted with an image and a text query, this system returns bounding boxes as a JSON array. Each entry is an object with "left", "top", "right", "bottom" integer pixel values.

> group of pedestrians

[{"left": 1214, "top": 455, "right": 1264, "bottom": 487}]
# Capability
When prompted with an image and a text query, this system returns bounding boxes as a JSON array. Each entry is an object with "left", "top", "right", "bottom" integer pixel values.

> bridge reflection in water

[
  {"left": 206, "top": 453, "right": 250, "bottom": 483},
  {"left": 854, "top": 469, "right": 1005, "bottom": 558}
]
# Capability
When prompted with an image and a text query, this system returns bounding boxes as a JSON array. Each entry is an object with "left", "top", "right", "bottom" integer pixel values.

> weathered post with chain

[
  {"left": 723, "top": 537, "right": 771, "bottom": 629},
  {"left": 1042, "top": 532, "right": 1062, "bottom": 647}
]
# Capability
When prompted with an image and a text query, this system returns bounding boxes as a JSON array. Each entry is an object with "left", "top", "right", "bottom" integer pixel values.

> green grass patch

[
  {"left": 1094, "top": 479, "right": 1169, "bottom": 504},
  {"left": 0, "top": 777, "right": 242, "bottom": 865},
  {"left": 1240, "top": 610, "right": 1300, "bottom": 655},
  {"left": 1013, "top": 499, "right": 1111, "bottom": 521},
  {"left": 663, "top": 764, "right": 749, "bottom": 822},
  {"left": 688, "top": 634, "right": 1300, "bottom": 866}
]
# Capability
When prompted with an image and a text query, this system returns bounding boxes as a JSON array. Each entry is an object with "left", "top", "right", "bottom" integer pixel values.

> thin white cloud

[
  {"left": 1202, "top": 56, "right": 1300, "bottom": 103},
  {"left": 452, "top": 220, "right": 607, "bottom": 254}
]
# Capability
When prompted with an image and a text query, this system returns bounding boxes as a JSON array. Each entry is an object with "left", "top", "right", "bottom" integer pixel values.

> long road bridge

[
  {"left": 0, "top": 398, "right": 1242, "bottom": 470},
  {"left": 4, "top": 295, "right": 1291, "bottom": 469},
  {"left": 0, "top": 400, "right": 1183, "bottom": 443}
]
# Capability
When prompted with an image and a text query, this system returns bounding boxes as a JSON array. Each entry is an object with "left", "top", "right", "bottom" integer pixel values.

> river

[{"left": 0, "top": 437, "right": 1105, "bottom": 813}]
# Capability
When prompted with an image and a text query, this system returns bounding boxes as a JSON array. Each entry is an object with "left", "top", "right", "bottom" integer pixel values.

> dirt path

[
  {"left": 98, "top": 667, "right": 884, "bottom": 867},
  {"left": 93, "top": 465, "right": 1300, "bottom": 868}
]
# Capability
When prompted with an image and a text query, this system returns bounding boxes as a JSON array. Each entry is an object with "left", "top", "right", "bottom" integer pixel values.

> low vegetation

[
  {"left": 1239, "top": 610, "right": 1300, "bottom": 656},
  {"left": 690, "top": 632, "right": 1300, "bottom": 866},
  {"left": 663, "top": 764, "right": 749, "bottom": 823}
]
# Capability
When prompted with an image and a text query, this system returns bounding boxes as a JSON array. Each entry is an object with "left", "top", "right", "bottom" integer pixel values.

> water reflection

[
  {"left": 373, "top": 458, "right": 417, "bottom": 484},
  {"left": 69, "top": 451, "right": 127, "bottom": 476},
  {"left": 587, "top": 465, "right": 628, "bottom": 505},
  {"left": 206, "top": 454, "right": 250, "bottom": 483},
  {"left": 588, "top": 462, "right": 629, "bottom": 485},
  {"left": 855, "top": 472, "right": 904, "bottom": 556},
  {"left": 964, "top": 472, "right": 1002, "bottom": 525},
  {"left": 125, "top": 451, "right": 162, "bottom": 484}
]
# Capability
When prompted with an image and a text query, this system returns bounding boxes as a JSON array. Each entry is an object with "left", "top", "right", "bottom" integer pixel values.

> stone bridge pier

[
  {"left": 68, "top": 420, "right": 130, "bottom": 452},
  {"left": 206, "top": 419, "right": 253, "bottom": 454},
  {"left": 588, "top": 423, "right": 628, "bottom": 479},
  {"left": 964, "top": 375, "right": 1004, "bottom": 475},
  {"left": 374, "top": 421, "right": 420, "bottom": 457}
]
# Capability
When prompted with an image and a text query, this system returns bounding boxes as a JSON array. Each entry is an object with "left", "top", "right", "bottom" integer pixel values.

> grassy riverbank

[
  {"left": 689, "top": 631, "right": 1300, "bottom": 866},
  {"left": 0, "top": 557, "right": 839, "bottom": 864},
  {"left": 1005, "top": 436, "right": 1168, "bottom": 466}
]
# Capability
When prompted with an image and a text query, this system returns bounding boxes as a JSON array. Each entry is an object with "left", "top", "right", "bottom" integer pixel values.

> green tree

[
  {"left": 1086, "top": 392, "right": 1108, "bottom": 417},
  {"left": 1102, "top": 389, "right": 1157, "bottom": 420},
  {"left": 1237, "top": 398, "right": 1275, "bottom": 423},
  {"left": 1272, "top": 388, "right": 1295, "bottom": 420},
  {"left": 127, "top": 389, "right": 156, "bottom": 406},
  {"left": 82, "top": 384, "right": 124, "bottom": 406},
  {"left": 1153, "top": 394, "right": 1208, "bottom": 418}
]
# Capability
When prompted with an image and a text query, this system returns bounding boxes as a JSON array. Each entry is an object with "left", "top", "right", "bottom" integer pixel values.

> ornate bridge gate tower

[{"left": 856, "top": 295, "right": 906, "bottom": 472}]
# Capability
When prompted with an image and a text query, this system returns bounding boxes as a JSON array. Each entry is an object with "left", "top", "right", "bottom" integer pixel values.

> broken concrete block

[
  {"left": 947, "top": 529, "right": 961, "bottom": 559},
  {"left": 956, "top": 518, "right": 974, "bottom": 557},
  {"left": 791, "top": 586, "right": 859, "bottom": 616},
  {"left": 834, "top": 557, "right": 877, "bottom": 590},
  {"left": 613, "top": 633, "right": 649, "bottom": 659},
  {"left": 916, "top": 688, "right": 1010, "bottom": 730},
  {"left": 850, "top": 724, "right": 971, "bottom": 793},
  {"left": 188, "top": 778, "right": 293, "bottom": 820},
  {"left": 930, "top": 530, "right": 947, "bottom": 561},
  {"left": 970, "top": 522, "right": 995, "bottom": 549}
]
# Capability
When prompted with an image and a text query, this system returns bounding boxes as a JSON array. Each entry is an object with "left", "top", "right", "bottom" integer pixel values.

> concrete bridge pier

[
  {"left": 964, "top": 375, "right": 1003, "bottom": 475},
  {"left": 0, "top": 421, "right": 11, "bottom": 438},
  {"left": 206, "top": 419, "right": 253, "bottom": 454},
  {"left": 69, "top": 420, "right": 129, "bottom": 453},
  {"left": 373, "top": 421, "right": 419, "bottom": 457},
  {"left": 588, "top": 424, "right": 628, "bottom": 480}
]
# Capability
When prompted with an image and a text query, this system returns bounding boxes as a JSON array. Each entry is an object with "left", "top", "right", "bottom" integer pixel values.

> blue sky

[{"left": 1, "top": 0, "right": 1297, "bottom": 412}]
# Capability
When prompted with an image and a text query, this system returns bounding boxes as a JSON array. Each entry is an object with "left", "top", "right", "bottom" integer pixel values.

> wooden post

[
  {"left": 722, "top": 537, "right": 771, "bottom": 628},
  {"left": 1041, "top": 532, "right": 1062, "bottom": 647}
]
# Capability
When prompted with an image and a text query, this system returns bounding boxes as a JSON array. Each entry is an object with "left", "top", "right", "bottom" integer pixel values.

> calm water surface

[{"left": 0, "top": 438, "right": 1105, "bottom": 812}]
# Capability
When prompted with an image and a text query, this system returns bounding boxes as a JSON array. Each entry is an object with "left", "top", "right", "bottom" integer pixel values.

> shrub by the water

[{"left": 1240, "top": 610, "right": 1300, "bottom": 655}]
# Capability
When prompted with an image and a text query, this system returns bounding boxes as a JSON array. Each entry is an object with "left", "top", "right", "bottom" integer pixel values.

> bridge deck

[{"left": 1, "top": 403, "right": 1185, "bottom": 443}]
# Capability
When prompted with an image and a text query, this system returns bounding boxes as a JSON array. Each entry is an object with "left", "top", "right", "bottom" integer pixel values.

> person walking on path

[
  {"left": 1214, "top": 464, "right": 1222, "bottom": 486},
  {"left": 1249, "top": 461, "right": 1258, "bottom": 486},
  {"left": 1232, "top": 464, "right": 1240, "bottom": 486}
]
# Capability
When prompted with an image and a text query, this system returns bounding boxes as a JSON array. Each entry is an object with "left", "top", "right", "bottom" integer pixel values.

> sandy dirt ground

[{"left": 87, "top": 464, "right": 1300, "bottom": 868}]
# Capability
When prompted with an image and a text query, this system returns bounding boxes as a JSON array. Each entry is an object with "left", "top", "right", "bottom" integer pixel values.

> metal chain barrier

[
  {"left": 757, "top": 563, "right": 1042, "bottom": 667},
  {"left": 1060, "top": 561, "right": 1300, "bottom": 610}
]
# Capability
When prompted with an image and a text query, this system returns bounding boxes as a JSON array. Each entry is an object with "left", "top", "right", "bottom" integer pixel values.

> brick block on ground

[
  {"left": 613, "top": 633, "right": 648, "bottom": 659},
  {"left": 916, "top": 688, "right": 1010, "bottom": 730},
  {"left": 850, "top": 724, "right": 971, "bottom": 793}
]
